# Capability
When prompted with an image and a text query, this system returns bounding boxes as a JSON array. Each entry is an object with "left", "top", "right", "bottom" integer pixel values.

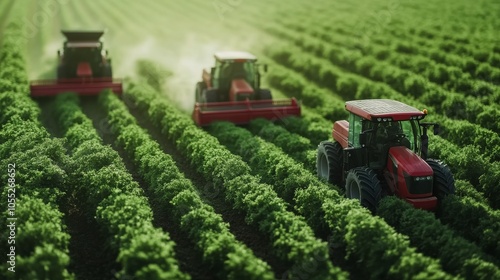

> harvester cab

[
  {"left": 317, "top": 99, "right": 455, "bottom": 212},
  {"left": 30, "top": 30, "right": 122, "bottom": 97},
  {"left": 192, "top": 51, "right": 301, "bottom": 126}
]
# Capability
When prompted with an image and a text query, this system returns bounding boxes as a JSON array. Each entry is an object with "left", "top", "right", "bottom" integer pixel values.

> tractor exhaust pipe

[{"left": 420, "top": 122, "right": 440, "bottom": 160}]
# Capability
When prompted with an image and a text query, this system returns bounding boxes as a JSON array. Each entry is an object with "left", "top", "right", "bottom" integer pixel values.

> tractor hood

[
  {"left": 387, "top": 146, "right": 433, "bottom": 197},
  {"left": 62, "top": 30, "right": 104, "bottom": 42},
  {"left": 388, "top": 146, "right": 432, "bottom": 176}
]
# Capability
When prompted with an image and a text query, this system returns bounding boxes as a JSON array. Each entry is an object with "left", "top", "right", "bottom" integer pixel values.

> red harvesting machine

[
  {"left": 30, "top": 30, "right": 122, "bottom": 97},
  {"left": 192, "top": 51, "right": 301, "bottom": 126}
]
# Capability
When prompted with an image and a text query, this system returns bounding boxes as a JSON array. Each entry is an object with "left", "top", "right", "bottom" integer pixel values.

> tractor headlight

[{"left": 415, "top": 176, "right": 433, "bottom": 181}]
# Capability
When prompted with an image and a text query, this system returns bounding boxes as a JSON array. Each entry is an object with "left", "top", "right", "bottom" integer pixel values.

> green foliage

[
  {"left": 122, "top": 83, "right": 346, "bottom": 279},
  {"left": 54, "top": 92, "right": 188, "bottom": 278},
  {"left": 101, "top": 89, "right": 275, "bottom": 279},
  {"left": 378, "top": 197, "right": 500, "bottom": 278}
]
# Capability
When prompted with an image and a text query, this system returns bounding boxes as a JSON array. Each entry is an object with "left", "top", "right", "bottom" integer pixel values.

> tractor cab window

[
  {"left": 212, "top": 60, "right": 223, "bottom": 88},
  {"left": 348, "top": 113, "right": 363, "bottom": 147},
  {"left": 216, "top": 61, "right": 255, "bottom": 87},
  {"left": 242, "top": 62, "right": 255, "bottom": 86}
]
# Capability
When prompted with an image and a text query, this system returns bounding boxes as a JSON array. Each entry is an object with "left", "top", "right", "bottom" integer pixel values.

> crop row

[
  {"left": 0, "top": 22, "right": 73, "bottom": 279},
  {"left": 276, "top": 17, "right": 500, "bottom": 106},
  {"left": 123, "top": 82, "right": 347, "bottom": 279},
  {"left": 274, "top": 11, "right": 500, "bottom": 93},
  {"left": 98, "top": 90, "right": 275, "bottom": 280},
  {"left": 263, "top": 24, "right": 500, "bottom": 135},
  {"left": 428, "top": 135, "right": 500, "bottom": 209},
  {"left": 53, "top": 93, "right": 189, "bottom": 279},
  {"left": 301, "top": 1, "right": 500, "bottom": 74},
  {"left": 207, "top": 121, "right": 460, "bottom": 279}
]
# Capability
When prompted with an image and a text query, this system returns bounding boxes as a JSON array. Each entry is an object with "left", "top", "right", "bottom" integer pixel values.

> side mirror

[{"left": 433, "top": 124, "right": 440, "bottom": 135}]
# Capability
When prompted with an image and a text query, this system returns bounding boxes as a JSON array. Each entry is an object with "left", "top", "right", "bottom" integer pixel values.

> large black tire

[
  {"left": 203, "top": 88, "right": 218, "bottom": 103},
  {"left": 316, "top": 141, "right": 343, "bottom": 185},
  {"left": 345, "top": 167, "right": 382, "bottom": 213},
  {"left": 258, "top": 89, "right": 272, "bottom": 100},
  {"left": 195, "top": 82, "right": 206, "bottom": 103},
  {"left": 426, "top": 159, "right": 455, "bottom": 200}
]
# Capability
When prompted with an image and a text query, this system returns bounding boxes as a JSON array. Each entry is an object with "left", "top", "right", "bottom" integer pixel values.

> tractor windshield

[
  {"left": 219, "top": 61, "right": 256, "bottom": 86},
  {"left": 368, "top": 120, "right": 420, "bottom": 150},
  {"left": 65, "top": 47, "right": 101, "bottom": 64},
  {"left": 361, "top": 119, "right": 421, "bottom": 169}
]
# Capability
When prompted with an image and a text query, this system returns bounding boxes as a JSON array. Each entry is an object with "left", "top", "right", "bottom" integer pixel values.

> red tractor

[
  {"left": 192, "top": 51, "right": 301, "bottom": 126},
  {"left": 317, "top": 99, "right": 455, "bottom": 212},
  {"left": 30, "top": 30, "right": 122, "bottom": 97}
]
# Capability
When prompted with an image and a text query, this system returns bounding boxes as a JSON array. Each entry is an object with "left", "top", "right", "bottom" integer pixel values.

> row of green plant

[
  {"left": 207, "top": 121, "right": 459, "bottom": 279},
  {"left": 428, "top": 134, "right": 500, "bottom": 209},
  {"left": 123, "top": 82, "right": 348, "bottom": 279},
  {"left": 53, "top": 93, "right": 189, "bottom": 280},
  {"left": 274, "top": 15, "right": 500, "bottom": 104},
  {"left": 263, "top": 24, "right": 500, "bottom": 135},
  {"left": 0, "top": 22, "right": 73, "bottom": 279},
  {"left": 98, "top": 90, "right": 275, "bottom": 280},
  {"left": 294, "top": 0, "right": 500, "bottom": 77},
  {"left": 378, "top": 197, "right": 500, "bottom": 279},
  {"left": 440, "top": 180, "right": 500, "bottom": 260}
]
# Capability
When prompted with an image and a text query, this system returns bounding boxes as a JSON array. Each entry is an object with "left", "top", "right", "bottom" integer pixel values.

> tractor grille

[{"left": 405, "top": 176, "right": 433, "bottom": 195}]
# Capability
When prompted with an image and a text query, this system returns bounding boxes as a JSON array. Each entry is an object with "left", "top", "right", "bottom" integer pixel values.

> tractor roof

[
  {"left": 214, "top": 51, "right": 257, "bottom": 62},
  {"left": 61, "top": 30, "right": 104, "bottom": 42},
  {"left": 346, "top": 99, "right": 426, "bottom": 121}
]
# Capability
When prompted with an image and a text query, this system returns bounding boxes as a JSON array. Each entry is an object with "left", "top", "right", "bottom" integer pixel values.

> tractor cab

[
  {"left": 317, "top": 99, "right": 454, "bottom": 212},
  {"left": 207, "top": 51, "right": 266, "bottom": 101},
  {"left": 59, "top": 31, "right": 110, "bottom": 79}
]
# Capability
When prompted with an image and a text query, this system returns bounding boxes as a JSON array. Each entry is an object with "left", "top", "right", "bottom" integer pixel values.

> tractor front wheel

[
  {"left": 316, "top": 141, "right": 343, "bottom": 185},
  {"left": 426, "top": 159, "right": 455, "bottom": 200},
  {"left": 345, "top": 167, "right": 382, "bottom": 213}
]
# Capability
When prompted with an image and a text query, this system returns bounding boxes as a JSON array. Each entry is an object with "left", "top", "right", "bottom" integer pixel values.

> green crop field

[{"left": 1, "top": 0, "right": 500, "bottom": 279}]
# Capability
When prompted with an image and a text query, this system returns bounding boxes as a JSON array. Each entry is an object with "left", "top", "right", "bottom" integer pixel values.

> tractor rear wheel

[
  {"left": 345, "top": 167, "right": 382, "bottom": 213},
  {"left": 258, "top": 89, "right": 272, "bottom": 100},
  {"left": 195, "top": 82, "right": 206, "bottom": 103},
  {"left": 426, "top": 159, "right": 455, "bottom": 200},
  {"left": 316, "top": 141, "right": 343, "bottom": 185}
]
